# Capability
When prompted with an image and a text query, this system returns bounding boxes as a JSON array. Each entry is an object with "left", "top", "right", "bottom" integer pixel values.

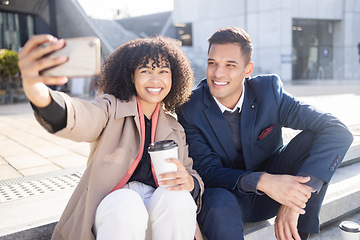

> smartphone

[{"left": 40, "top": 37, "right": 101, "bottom": 77}]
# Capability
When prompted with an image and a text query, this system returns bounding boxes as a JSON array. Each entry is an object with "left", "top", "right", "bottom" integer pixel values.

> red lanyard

[{"left": 110, "top": 97, "right": 160, "bottom": 193}]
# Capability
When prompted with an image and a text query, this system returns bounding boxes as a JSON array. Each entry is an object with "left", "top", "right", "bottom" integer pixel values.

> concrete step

[
  {"left": 342, "top": 136, "right": 360, "bottom": 166},
  {"left": 306, "top": 209, "right": 360, "bottom": 240},
  {"left": 0, "top": 223, "right": 56, "bottom": 240},
  {"left": 0, "top": 168, "right": 83, "bottom": 238},
  {"left": 0, "top": 141, "right": 359, "bottom": 240}
]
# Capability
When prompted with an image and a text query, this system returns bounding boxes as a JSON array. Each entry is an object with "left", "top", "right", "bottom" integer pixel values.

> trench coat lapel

[
  {"left": 154, "top": 108, "right": 182, "bottom": 142},
  {"left": 114, "top": 96, "right": 142, "bottom": 167}
]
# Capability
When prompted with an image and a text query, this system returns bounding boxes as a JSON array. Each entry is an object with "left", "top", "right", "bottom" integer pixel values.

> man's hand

[
  {"left": 275, "top": 205, "right": 301, "bottom": 240},
  {"left": 257, "top": 173, "right": 312, "bottom": 214}
]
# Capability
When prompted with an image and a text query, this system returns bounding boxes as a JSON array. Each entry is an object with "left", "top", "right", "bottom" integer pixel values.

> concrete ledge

[
  {"left": 341, "top": 139, "right": 360, "bottom": 166},
  {"left": 0, "top": 188, "right": 74, "bottom": 237},
  {"left": 0, "top": 223, "right": 56, "bottom": 240},
  {"left": 320, "top": 161, "right": 360, "bottom": 223}
]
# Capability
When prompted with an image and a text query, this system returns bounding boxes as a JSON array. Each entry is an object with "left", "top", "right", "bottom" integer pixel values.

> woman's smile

[{"left": 146, "top": 87, "right": 163, "bottom": 94}]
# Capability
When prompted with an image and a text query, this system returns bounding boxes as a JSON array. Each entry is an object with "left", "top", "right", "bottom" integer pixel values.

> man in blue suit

[{"left": 177, "top": 27, "right": 353, "bottom": 240}]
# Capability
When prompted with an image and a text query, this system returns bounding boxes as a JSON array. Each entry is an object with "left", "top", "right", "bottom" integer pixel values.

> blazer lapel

[
  {"left": 241, "top": 79, "right": 258, "bottom": 169},
  {"left": 203, "top": 85, "right": 238, "bottom": 163}
]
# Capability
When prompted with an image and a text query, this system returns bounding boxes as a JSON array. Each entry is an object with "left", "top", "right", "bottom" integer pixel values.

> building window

[
  {"left": 292, "top": 19, "right": 334, "bottom": 80},
  {"left": 0, "top": 12, "right": 34, "bottom": 51},
  {"left": 174, "top": 22, "right": 192, "bottom": 46},
  {"left": 26, "top": 15, "right": 34, "bottom": 37}
]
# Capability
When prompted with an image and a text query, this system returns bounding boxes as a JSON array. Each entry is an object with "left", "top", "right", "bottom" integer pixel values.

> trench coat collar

[
  {"left": 114, "top": 96, "right": 138, "bottom": 120},
  {"left": 113, "top": 95, "right": 183, "bottom": 140}
]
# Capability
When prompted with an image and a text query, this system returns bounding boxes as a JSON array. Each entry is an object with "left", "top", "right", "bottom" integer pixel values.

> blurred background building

[
  {"left": 0, "top": 0, "right": 359, "bottom": 95},
  {"left": 172, "top": 0, "right": 360, "bottom": 82}
]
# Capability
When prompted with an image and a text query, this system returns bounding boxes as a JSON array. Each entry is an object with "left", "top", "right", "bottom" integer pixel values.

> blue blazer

[{"left": 178, "top": 74, "right": 353, "bottom": 190}]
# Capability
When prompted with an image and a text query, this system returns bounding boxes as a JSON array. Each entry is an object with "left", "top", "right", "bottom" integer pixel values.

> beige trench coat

[{"left": 35, "top": 93, "right": 203, "bottom": 240}]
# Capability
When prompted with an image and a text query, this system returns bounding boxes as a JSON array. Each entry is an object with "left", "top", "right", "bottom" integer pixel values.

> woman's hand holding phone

[
  {"left": 18, "top": 34, "right": 101, "bottom": 108},
  {"left": 18, "top": 34, "right": 69, "bottom": 107}
]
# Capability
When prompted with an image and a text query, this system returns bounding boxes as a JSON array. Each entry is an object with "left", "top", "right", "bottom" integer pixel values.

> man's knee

[
  {"left": 198, "top": 188, "right": 246, "bottom": 239},
  {"left": 267, "top": 131, "right": 316, "bottom": 174},
  {"left": 200, "top": 188, "right": 245, "bottom": 220},
  {"left": 202, "top": 188, "right": 237, "bottom": 206}
]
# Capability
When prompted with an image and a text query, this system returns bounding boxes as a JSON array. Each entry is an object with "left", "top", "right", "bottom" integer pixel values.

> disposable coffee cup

[
  {"left": 148, "top": 140, "right": 178, "bottom": 187},
  {"left": 339, "top": 221, "right": 360, "bottom": 240}
]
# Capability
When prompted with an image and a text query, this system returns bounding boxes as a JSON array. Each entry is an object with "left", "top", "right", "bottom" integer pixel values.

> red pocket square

[{"left": 258, "top": 125, "right": 274, "bottom": 140}]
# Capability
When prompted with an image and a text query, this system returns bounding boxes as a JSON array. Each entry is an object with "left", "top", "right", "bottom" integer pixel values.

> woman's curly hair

[{"left": 97, "top": 36, "right": 194, "bottom": 113}]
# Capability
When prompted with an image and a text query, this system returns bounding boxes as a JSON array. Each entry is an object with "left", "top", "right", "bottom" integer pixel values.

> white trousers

[{"left": 94, "top": 181, "right": 197, "bottom": 240}]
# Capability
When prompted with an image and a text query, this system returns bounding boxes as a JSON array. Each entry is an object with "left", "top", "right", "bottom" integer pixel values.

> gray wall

[{"left": 173, "top": 0, "right": 360, "bottom": 81}]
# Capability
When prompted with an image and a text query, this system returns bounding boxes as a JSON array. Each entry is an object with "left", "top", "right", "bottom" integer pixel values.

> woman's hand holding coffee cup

[
  {"left": 148, "top": 140, "right": 194, "bottom": 191},
  {"left": 158, "top": 158, "right": 194, "bottom": 192}
]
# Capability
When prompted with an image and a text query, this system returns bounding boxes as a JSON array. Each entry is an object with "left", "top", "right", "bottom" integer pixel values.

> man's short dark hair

[{"left": 208, "top": 27, "right": 253, "bottom": 64}]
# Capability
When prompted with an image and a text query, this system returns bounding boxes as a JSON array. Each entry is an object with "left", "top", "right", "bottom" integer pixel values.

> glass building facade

[
  {"left": 292, "top": 19, "right": 334, "bottom": 80},
  {"left": 0, "top": 12, "right": 35, "bottom": 51}
]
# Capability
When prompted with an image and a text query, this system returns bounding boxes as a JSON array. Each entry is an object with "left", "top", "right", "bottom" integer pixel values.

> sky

[{"left": 77, "top": 0, "right": 174, "bottom": 19}]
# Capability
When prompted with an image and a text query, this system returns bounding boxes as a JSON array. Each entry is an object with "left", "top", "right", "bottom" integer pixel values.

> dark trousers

[{"left": 198, "top": 131, "right": 328, "bottom": 240}]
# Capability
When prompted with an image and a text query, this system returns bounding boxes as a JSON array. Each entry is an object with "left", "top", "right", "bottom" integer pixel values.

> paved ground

[
  {"left": 0, "top": 80, "right": 359, "bottom": 238},
  {"left": 0, "top": 103, "right": 89, "bottom": 181}
]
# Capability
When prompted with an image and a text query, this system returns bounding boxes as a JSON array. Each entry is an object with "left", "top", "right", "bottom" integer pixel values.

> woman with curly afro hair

[
  {"left": 18, "top": 34, "right": 204, "bottom": 240},
  {"left": 98, "top": 36, "right": 194, "bottom": 113}
]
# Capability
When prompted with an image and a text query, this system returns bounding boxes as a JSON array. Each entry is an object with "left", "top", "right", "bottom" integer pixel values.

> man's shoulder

[
  {"left": 246, "top": 74, "right": 283, "bottom": 93},
  {"left": 192, "top": 79, "right": 208, "bottom": 95},
  {"left": 247, "top": 74, "right": 282, "bottom": 86},
  {"left": 182, "top": 79, "right": 208, "bottom": 109}
]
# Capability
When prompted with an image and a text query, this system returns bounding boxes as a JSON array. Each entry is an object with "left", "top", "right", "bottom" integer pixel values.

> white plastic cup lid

[
  {"left": 148, "top": 140, "right": 178, "bottom": 152},
  {"left": 339, "top": 221, "right": 360, "bottom": 233}
]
